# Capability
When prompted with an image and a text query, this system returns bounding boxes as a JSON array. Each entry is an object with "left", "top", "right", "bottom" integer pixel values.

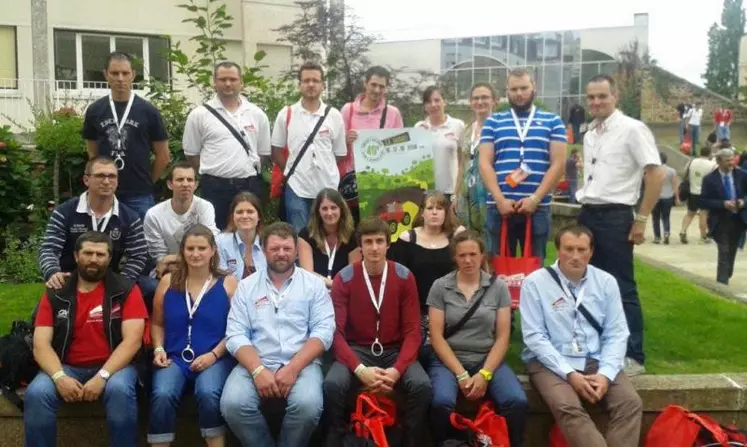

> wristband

[
  {"left": 153, "top": 347, "right": 165, "bottom": 354},
  {"left": 354, "top": 364, "right": 366, "bottom": 375},
  {"left": 251, "top": 365, "right": 265, "bottom": 379},
  {"left": 51, "top": 370, "right": 66, "bottom": 383},
  {"left": 634, "top": 213, "right": 648, "bottom": 223},
  {"left": 529, "top": 194, "right": 540, "bottom": 205},
  {"left": 479, "top": 369, "right": 494, "bottom": 381},
  {"left": 456, "top": 371, "right": 469, "bottom": 382},
  {"left": 210, "top": 351, "right": 219, "bottom": 360}
]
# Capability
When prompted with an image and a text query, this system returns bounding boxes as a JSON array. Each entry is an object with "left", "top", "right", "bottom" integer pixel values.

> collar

[
  {"left": 208, "top": 95, "right": 248, "bottom": 112},
  {"left": 233, "top": 231, "right": 261, "bottom": 251},
  {"left": 588, "top": 109, "right": 622, "bottom": 133},
  {"left": 443, "top": 270, "right": 493, "bottom": 290},
  {"left": 425, "top": 114, "right": 452, "bottom": 129},
  {"left": 76, "top": 191, "right": 119, "bottom": 216},
  {"left": 295, "top": 99, "right": 327, "bottom": 116},
  {"left": 551, "top": 261, "right": 588, "bottom": 287},
  {"left": 353, "top": 94, "right": 386, "bottom": 114},
  {"left": 262, "top": 266, "right": 297, "bottom": 290}
]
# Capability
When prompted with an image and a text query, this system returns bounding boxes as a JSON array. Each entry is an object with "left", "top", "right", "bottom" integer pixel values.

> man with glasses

[
  {"left": 39, "top": 157, "right": 149, "bottom": 291},
  {"left": 576, "top": 75, "right": 664, "bottom": 377}
]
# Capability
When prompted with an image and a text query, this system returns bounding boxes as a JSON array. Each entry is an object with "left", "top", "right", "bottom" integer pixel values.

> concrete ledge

[{"left": 3, "top": 373, "right": 746, "bottom": 446}]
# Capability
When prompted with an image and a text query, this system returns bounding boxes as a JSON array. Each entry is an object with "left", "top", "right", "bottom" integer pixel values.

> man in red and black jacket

[
  {"left": 24, "top": 231, "right": 148, "bottom": 447},
  {"left": 323, "top": 217, "right": 431, "bottom": 447}
]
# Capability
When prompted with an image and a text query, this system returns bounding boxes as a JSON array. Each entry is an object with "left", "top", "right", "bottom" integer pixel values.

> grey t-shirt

[
  {"left": 427, "top": 271, "right": 512, "bottom": 367},
  {"left": 659, "top": 165, "right": 676, "bottom": 199}
]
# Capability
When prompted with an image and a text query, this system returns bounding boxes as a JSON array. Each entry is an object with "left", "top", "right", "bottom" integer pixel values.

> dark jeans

[
  {"left": 578, "top": 205, "right": 645, "bottom": 365},
  {"left": 690, "top": 125, "right": 700, "bottom": 157},
  {"left": 567, "top": 180, "right": 578, "bottom": 204},
  {"left": 429, "top": 359, "right": 527, "bottom": 447},
  {"left": 713, "top": 216, "right": 744, "bottom": 284},
  {"left": 120, "top": 194, "right": 155, "bottom": 221},
  {"left": 322, "top": 346, "right": 432, "bottom": 447},
  {"left": 571, "top": 122, "right": 581, "bottom": 143},
  {"left": 200, "top": 174, "right": 264, "bottom": 231},
  {"left": 652, "top": 197, "right": 674, "bottom": 239}
]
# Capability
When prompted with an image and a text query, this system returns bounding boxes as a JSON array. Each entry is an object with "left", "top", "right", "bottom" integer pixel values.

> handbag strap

[
  {"left": 284, "top": 105, "right": 332, "bottom": 185},
  {"left": 498, "top": 216, "right": 533, "bottom": 258},
  {"left": 444, "top": 275, "right": 497, "bottom": 339},
  {"left": 379, "top": 104, "right": 388, "bottom": 128},
  {"left": 544, "top": 267, "right": 603, "bottom": 335},
  {"left": 203, "top": 103, "right": 253, "bottom": 157}
]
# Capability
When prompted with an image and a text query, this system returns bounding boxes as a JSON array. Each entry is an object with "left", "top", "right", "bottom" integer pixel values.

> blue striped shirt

[{"left": 480, "top": 108, "right": 567, "bottom": 205}]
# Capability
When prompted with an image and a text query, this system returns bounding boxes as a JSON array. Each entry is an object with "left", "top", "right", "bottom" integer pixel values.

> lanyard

[
  {"left": 509, "top": 105, "right": 536, "bottom": 162},
  {"left": 324, "top": 238, "right": 338, "bottom": 279},
  {"left": 470, "top": 122, "right": 481, "bottom": 157},
  {"left": 362, "top": 261, "right": 388, "bottom": 356},
  {"left": 267, "top": 276, "right": 293, "bottom": 309},
  {"left": 181, "top": 276, "right": 213, "bottom": 362},
  {"left": 108, "top": 91, "right": 135, "bottom": 150},
  {"left": 89, "top": 207, "right": 113, "bottom": 233}
]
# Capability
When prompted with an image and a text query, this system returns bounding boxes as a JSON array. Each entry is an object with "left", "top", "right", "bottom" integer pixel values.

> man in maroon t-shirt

[
  {"left": 24, "top": 231, "right": 148, "bottom": 447},
  {"left": 323, "top": 217, "right": 431, "bottom": 447}
]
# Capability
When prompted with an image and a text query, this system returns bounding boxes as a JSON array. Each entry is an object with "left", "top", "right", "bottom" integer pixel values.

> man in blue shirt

[
  {"left": 220, "top": 222, "right": 336, "bottom": 446},
  {"left": 479, "top": 68, "right": 567, "bottom": 262},
  {"left": 520, "top": 224, "right": 642, "bottom": 446}
]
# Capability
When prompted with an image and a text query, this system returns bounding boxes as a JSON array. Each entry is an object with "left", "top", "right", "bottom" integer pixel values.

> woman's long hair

[
  {"left": 170, "top": 224, "right": 225, "bottom": 292},
  {"left": 307, "top": 188, "right": 355, "bottom": 250},
  {"left": 412, "top": 191, "right": 460, "bottom": 238},
  {"left": 224, "top": 192, "right": 264, "bottom": 234}
]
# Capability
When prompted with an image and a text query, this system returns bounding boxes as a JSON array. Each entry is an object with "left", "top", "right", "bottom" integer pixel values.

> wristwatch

[
  {"left": 479, "top": 369, "right": 493, "bottom": 381},
  {"left": 98, "top": 369, "right": 111, "bottom": 381}
]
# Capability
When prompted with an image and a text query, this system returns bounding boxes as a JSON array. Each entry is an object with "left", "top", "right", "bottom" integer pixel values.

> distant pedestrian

[
  {"left": 565, "top": 149, "right": 581, "bottom": 205},
  {"left": 652, "top": 152, "right": 678, "bottom": 245},
  {"left": 679, "top": 145, "right": 717, "bottom": 244},
  {"left": 684, "top": 102, "right": 703, "bottom": 157}
]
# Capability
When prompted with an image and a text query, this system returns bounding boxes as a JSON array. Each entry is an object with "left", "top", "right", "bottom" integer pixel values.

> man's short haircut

[
  {"left": 659, "top": 151, "right": 668, "bottom": 164},
  {"left": 75, "top": 231, "right": 113, "bottom": 256},
  {"left": 356, "top": 216, "right": 391, "bottom": 246},
  {"left": 85, "top": 156, "right": 117, "bottom": 175},
  {"left": 168, "top": 161, "right": 196, "bottom": 181},
  {"left": 587, "top": 74, "right": 617, "bottom": 93},
  {"left": 700, "top": 145, "right": 712, "bottom": 157},
  {"left": 298, "top": 62, "right": 325, "bottom": 82},
  {"left": 554, "top": 224, "right": 595, "bottom": 250},
  {"left": 364, "top": 66, "right": 391, "bottom": 85},
  {"left": 719, "top": 139, "right": 733, "bottom": 149},
  {"left": 261, "top": 222, "right": 298, "bottom": 248},
  {"left": 715, "top": 148, "right": 735, "bottom": 161},
  {"left": 214, "top": 61, "right": 242, "bottom": 77},
  {"left": 507, "top": 67, "right": 533, "bottom": 82},
  {"left": 105, "top": 52, "right": 133, "bottom": 70}
]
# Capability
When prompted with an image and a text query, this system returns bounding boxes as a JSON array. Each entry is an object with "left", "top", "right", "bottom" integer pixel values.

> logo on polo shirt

[
  {"left": 71, "top": 224, "right": 88, "bottom": 234},
  {"left": 56, "top": 309, "right": 69, "bottom": 320},
  {"left": 551, "top": 297, "right": 569, "bottom": 311},
  {"left": 109, "top": 227, "right": 121, "bottom": 241},
  {"left": 318, "top": 129, "right": 330, "bottom": 137},
  {"left": 87, "top": 304, "right": 122, "bottom": 323},
  {"left": 255, "top": 296, "right": 270, "bottom": 309},
  {"left": 244, "top": 124, "right": 255, "bottom": 132},
  {"left": 227, "top": 259, "right": 237, "bottom": 272}
]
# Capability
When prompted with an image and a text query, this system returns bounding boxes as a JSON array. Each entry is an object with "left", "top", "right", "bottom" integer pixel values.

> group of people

[
  {"left": 677, "top": 101, "right": 733, "bottom": 156},
  {"left": 21, "top": 47, "right": 702, "bottom": 447}
]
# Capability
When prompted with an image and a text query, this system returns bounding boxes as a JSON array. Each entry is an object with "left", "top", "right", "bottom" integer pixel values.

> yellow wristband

[
  {"left": 479, "top": 369, "right": 493, "bottom": 381},
  {"left": 251, "top": 365, "right": 265, "bottom": 379}
]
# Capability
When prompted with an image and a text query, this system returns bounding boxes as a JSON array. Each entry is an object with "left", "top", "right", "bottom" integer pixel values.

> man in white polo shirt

[
  {"left": 270, "top": 62, "right": 347, "bottom": 233},
  {"left": 576, "top": 75, "right": 664, "bottom": 377},
  {"left": 183, "top": 61, "right": 271, "bottom": 230},
  {"left": 684, "top": 101, "right": 703, "bottom": 157}
]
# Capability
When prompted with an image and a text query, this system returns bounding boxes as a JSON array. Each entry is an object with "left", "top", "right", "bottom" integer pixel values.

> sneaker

[
  {"left": 701, "top": 236, "right": 711, "bottom": 244},
  {"left": 663, "top": 235, "right": 670, "bottom": 245},
  {"left": 653, "top": 237, "right": 661, "bottom": 244},
  {"left": 679, "top": 233, "right": 688, "bottom": 244},
  {"left": 624, "top": 358, "right": 646, "bottom": 377}
]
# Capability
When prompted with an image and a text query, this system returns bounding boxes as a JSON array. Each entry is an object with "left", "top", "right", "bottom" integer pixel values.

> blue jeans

[
  {"left": 284, "top": 185, "right": 314, "bottom": 234},
  {"left": 148, "top": 357, "right": 235, "bottom": 443},
  {"left": 690, "top": 125, "right": 700, "bottom": 157},
  {"left": 429, "top": 360, "right": 528, "bottom": 446},
  {"left": 718, "top": 125, "right": 731, "bottom": 141},
  {"left": 200, "top": 174, "right": 265, "bottom": 231},
  {"left": 24, "top": 365, "right": 138, "bottom": 447},
  {"left": 578, "top": 205, "right": 644, "bottom": 364},
  {"left": 652, "top": 197, "right": 674, "bottom": 239},
  {"left": 567, "top": 180, "right": 578, "bottom": 205},
  {"left": 120, "top": 194, "right": 155, "bottom": 221},
  {"left": 679, "top": 119, "right": 686, "bottom": 144},
  {"left": 485, "top": 205, "right": 551, "bottom": 263},
  {"left": 220, "top": 363, "right": 324, "bottom": 447}
]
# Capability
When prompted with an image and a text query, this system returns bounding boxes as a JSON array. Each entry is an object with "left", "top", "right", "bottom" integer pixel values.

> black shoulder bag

[
  {"left": 281, "top": 105, "right": 332, "bottom": 189},
  {"left": 678, "top": 161, "right": 692, "bottom": 203},
  {"left": 203, "top": 104, "right": 254, "bottom": 158},
  {"left": 444, "top": 275, "right": 498, "bottom": 339},
  {"left": 544, "top": 267, "right": 603, "bottom": 335}
]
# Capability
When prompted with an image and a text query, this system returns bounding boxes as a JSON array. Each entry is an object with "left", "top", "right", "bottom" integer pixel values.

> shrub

[
  {"left": 0, "top": 126, "right": 37, "bottom": 234},
  {"left": 0, "top": 231, "right": 43, "bottom": 284}
]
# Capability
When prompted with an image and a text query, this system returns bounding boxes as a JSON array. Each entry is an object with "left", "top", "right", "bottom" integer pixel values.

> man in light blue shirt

[
  {"left": 520, "top": 224, "right": 642, "bottom": 446},
  {"left": 220, "top": 222, "right": 335, "bottom": 447}
]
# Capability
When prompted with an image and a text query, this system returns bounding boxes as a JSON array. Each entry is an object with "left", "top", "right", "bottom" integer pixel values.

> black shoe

[
  {"left": 663, "top": 235, "right": 670, "bottom": 245},
  {"left": 679, "top": 233, "right": 688, "bottom": 244},
  {"left": 653, "top": 237, "right": 661, "bottom": 244}
]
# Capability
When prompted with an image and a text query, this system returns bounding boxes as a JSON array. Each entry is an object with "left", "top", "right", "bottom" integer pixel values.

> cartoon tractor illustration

[{"left": 379, "top": 201, "right": 412, "bottom": 234}]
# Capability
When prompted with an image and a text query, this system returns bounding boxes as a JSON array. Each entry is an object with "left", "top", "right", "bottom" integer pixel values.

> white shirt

[
  {"left": 182, "top": 95, "right": 271, "bottom": 178},
  {"left": 143, "top": 196, "right": 219, "bottom": 262},
  {"left": 577, "top": 110, "right": 661, "bottom": 206},
  {"left": 415, "top": 115, "right": 465, "bottom": 194},
  {"left": 685, "top": 107, "right": 703, "bottom": 126},
  {"left": 271, "top": 101, "right": 347, "bottom": 199},
  {"left": 687, "top": 157, "right": 717, "bottom": 195}
]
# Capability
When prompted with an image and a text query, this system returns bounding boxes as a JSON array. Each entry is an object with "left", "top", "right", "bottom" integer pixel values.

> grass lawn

[{"left": 2, "top": 248, "right": 747, "bottom": 374}]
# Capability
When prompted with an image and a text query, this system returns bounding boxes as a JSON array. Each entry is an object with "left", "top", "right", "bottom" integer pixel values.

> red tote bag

[
  {"left": 270, "top": 106, "right": 293, "bottom": 199},
  {"left": 348, "top": 393, "right": 397, "bottom": 447},
  {"left": 492, "top": 216, "right": 542, "bottom": 309},
  {"left": 449, "top": 401, "right": 510, "bottom": 446}
]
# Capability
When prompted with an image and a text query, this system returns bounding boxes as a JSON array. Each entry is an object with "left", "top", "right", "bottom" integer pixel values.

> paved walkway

[{"left": 635, "top": 206, "right": 747, "bottom": 298}]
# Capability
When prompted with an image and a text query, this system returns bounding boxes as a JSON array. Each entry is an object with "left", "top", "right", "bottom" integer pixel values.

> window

[
  {"left": 441, "top": 39, "right": 457, "bottom": 70},
  {"left": 54, "top": 30, "right": 170, "bottom": 90},
  {"left": 0, "top": 26, "right": 17, "bottom": 89}
]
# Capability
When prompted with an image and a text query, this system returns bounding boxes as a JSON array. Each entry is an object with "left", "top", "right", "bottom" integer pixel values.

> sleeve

[
  {"left": 34, "top": 293, "right": 54, "bottom": 327},
  {"left": 700, "top": 174, "right": 726, "bottom": 210},
  {"left": 308, "top": 280, "right": 336, "bottom": 350},
  {"left": 182, "top": 109, "right": 202, "bottom": 156},
  {"left": 270, "top": 106, "right": 289, "bottom": 148},
  {"left": 200, "top": 201, "right": 220, "bottom": 236},
  {"left": 479, "top": 116, "right": 496, "bottom": 145},
  {"left": 331, "top": 110, "right": 348, "bottom": 157},
  {"left": 121, "top": 218, "right": 149, "bottom": 280},
  {"left": 550, "top": 115, "right": 568, "bottom": 143},
  {"left": 393, "top": 272, "right": 422, "bottom": 375},
  {"left": 392, "top": 108, "right": 404, "bottom": 128},
  {"left": 217, "top": 235, "right": 230, "bottom": 271},
  {"left": 149, "top": 107, "right": 169, "bottom": 142},
  {"left": 629, "top": 122, "right": 661, "bottom": 168},
  {"left": 256, "top": 109, "right": 272, "bottom": 156},
  {"left": 225, "top": 282, "right": 254, "bottom": 356},
  {"left": 38, "top": 208, "right": 67, "bottom": 280},
  {"left": 425, "top": 278, "right": 445, "bottom": 310},
  {"left": 340, "top": 103, "right": 352, "bottom": 130},
  {"left": 519, "top": 276, "right": 576, "bottom": 380},
  {"left": 494, "top": 280, "right": 512, "bottom": 309},
  {"left": 143, "top": 210, "right": 167, "bottom": 263},
  {"left": 597, "top": 276, "right": 630, "bottom": 382},
  {"left": 122, "top": 285, "right": 149, "bottom": 320},
  {"left": 330, "top": 275, "right": 362, "bottom": 371},
  {"left": 81, "top": 105, "right": 99, "bottom": 140}
]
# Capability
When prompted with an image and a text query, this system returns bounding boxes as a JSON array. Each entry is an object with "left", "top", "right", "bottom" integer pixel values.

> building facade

[
  {"left": 0, "top": 0, "right": 298, "bottom": 130},
  {"left": 368, "top": 13, "right": 649, "bottom": 120}
]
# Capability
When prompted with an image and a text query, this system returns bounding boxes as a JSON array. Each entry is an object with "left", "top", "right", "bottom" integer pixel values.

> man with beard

[
  {"left": 221, "top": 222, "right": 336, "bottom": 446},
  {"left": 479, "top": 68, "right": 567, "bottom": 262},
  {"left": 25, "top": 231, "right": 148, "bottom": 447},
  {"left": 271, "top": 62, "right": 347, "bottom": 233},
  {"left": 82, "top": 52, "right": 170, "bottom": 219},
  {"left": 183, "top": 61, "right": 272, "bottom": 229},
  {"left": 576, "top": 75, "right": 663, "bottom": 376}
]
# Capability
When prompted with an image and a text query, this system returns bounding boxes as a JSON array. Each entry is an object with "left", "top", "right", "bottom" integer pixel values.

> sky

[{"left": 346, "top": 0, "right": 727, "bottom": 87}]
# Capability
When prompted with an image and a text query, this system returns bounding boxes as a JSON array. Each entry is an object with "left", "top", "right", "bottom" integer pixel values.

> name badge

[{"left": 505, "top": 161, "right": 531, "bottom": 188}]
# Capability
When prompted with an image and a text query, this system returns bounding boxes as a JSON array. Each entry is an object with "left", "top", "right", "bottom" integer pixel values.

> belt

[
  {"left": 201, "top": 174, "right": 258, "bottom": 185},
  {"left": 581, "top": 203, "right": 633, "bottom": 211}
]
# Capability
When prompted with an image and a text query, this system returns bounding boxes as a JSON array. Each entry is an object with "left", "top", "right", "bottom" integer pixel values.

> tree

[
  {"left": 613, "top": 40, "right": 666, "bottom": 120},
  {"left": 703, "top": 0, "right": 745, "bottom": 99}
]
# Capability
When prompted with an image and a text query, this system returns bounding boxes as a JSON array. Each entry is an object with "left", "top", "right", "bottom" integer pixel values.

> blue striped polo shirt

[{"left": 480, "top": 107, "right": 567, "bottom": 205}]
